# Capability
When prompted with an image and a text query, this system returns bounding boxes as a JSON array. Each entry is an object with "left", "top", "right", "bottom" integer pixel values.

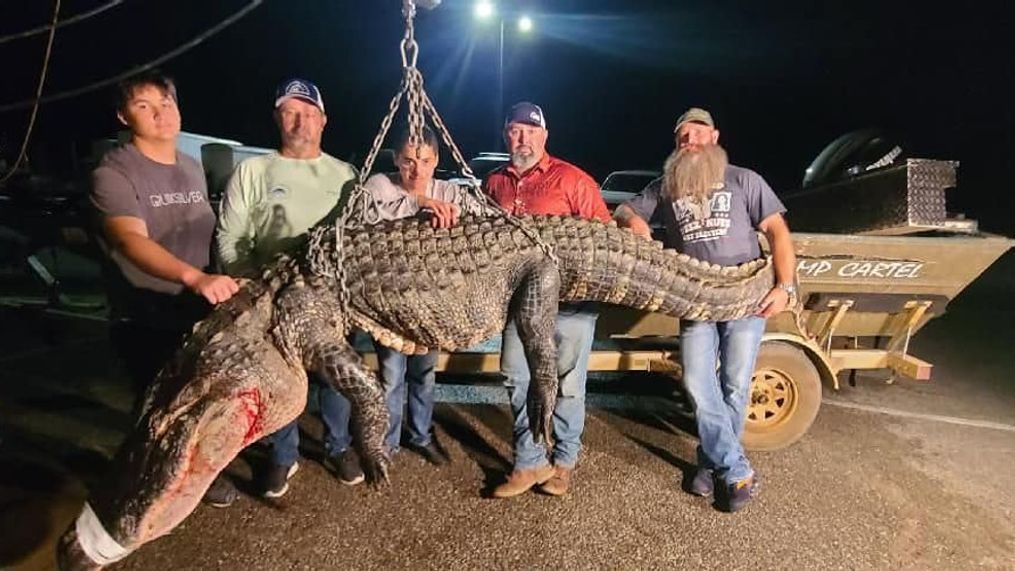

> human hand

[
  {"left": 420, "top": 197, "right": 461, "bottom": 229},
  {"left": 183, "top": 271, "right": 240, "bottom": 304},
  {"left": 755, "top": 286, "right": 789, "bottom": 318}
]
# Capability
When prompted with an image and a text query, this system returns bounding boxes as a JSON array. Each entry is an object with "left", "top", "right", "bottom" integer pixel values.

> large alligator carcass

[{"left": 57, "top": 214, "right": 775, "bottom": 569}]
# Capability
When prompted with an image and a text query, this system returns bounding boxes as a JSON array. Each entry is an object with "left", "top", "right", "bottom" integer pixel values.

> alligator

[{"left": 57, "top": 214, "right": 774, "bottom": 569}]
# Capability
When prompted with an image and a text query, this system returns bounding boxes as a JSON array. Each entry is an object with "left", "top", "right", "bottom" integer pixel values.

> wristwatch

[{"left": 777, "top": 282, "right": 798, "bottom": 306}]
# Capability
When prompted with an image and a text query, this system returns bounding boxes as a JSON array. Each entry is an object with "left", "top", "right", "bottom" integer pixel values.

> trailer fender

[{"left": 761, "top": 332, "right": 838, "bottom": 390}]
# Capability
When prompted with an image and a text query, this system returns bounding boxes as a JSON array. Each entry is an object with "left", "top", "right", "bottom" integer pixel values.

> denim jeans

[
  {"left": 680, "top": 316, "right": 766, "bottom": 483},
  {"left": 267, "top": 374, "right": 352, "bottom": 467},
  {"left": 501, "top": 304, "right": 598, "bottom": 470},
  {"left": 374, "top": 342, "right": 438, "bottom": 452}
]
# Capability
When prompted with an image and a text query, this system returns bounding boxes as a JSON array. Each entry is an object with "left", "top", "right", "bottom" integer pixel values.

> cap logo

[
  {"left": 530, "top": 111, "right": 541, "bottom": 122},
  {"left": 285, "top": 81, "right": 311, "bottom": 97}
]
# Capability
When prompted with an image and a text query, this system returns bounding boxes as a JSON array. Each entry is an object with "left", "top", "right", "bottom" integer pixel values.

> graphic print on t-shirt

[
  {"left": 672, "top": 188, "right": 733, "bottom": 245},
  {"left": 149, "top": 190, "right": 206, "bottom": 208}
]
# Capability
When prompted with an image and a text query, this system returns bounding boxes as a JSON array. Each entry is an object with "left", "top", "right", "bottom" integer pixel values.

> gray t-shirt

[
  {"left": 91, "top": 143, "right": 215, "bottom": 300},
  {"left": 622, "top": 164, "right": 785, "bottom": 266},
  {"left": 362, "top": 173, "right": 486, "bottom": 221}
]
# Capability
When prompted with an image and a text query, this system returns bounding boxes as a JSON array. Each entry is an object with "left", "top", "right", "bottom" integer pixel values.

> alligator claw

[
  {"left": 528, "top": 394, "right": 556, "bottom": 449},
  {"left": 362, "top": 454, "right": 390, "bottom": 488}
]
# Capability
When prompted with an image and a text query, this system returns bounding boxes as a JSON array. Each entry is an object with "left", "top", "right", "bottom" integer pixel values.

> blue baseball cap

[
  {"left": 274, "top": 78, "right": 325, "bottom": 113},
  {"left": 504, "top": 101, "right": 546, "bottom": 129}
]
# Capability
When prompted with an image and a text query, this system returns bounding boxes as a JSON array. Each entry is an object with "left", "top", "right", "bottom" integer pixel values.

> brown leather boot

[
  {"left": 491, "top": 464, "right": 555, "bottom": 498},
  {"left": 538, "top": 465, "right": 573, "bottom": 496}
]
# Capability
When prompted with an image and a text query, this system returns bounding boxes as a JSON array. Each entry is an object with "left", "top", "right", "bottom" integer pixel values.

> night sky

[{"left": 2, "top": 0, "right": 1013, "bottom": 233}]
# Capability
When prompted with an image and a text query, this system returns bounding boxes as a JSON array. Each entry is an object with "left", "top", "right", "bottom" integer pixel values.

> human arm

[
  {"left": 612, "top": 179, "right": 662, "bottom": 240},
  {"left": 365, "top": 174, "right": 461, "bottom": 228},
  {"left": 755, "top": 213, "right": 796, "bottom": 317},
  {"left": 571, "top": 174, "right": 612, "bottom": 222},
  {"left": 613, "top": 205, "right": 652, "bottom": 239},
  {"left": 103, "top": 215, "right": 238, "bottom": 304},
  {"left": 747, "top": 170, "right": 796, "bottom": 317},
  {"left": 364, "top": 173, "right": 424, "bottom": 221},
  {"left": 417, "top": 195, "right": 460, "bottom": 229},
  {"left": 215, "top": 164, "right": 257, "bottom": 277},
  {"left": 92, "top": 165, "right": 237, "bottom": 303}
]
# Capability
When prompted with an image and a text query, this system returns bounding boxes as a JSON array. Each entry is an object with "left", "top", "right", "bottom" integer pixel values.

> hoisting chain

[{"left": 313, "top": 0, "right": 559, "bottom": 322}]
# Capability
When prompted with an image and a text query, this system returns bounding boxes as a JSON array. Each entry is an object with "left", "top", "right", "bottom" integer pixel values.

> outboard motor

[
  {"left": 786, "top": 130, "right": 956, "bottom": 234},
  {"left": 802, "top": 128, "right": 907, "bottom": 189}
]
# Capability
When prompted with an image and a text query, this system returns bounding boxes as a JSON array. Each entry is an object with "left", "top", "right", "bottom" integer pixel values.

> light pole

[{"left": 474, "top": 1, "right": 533, "bottom": 147}]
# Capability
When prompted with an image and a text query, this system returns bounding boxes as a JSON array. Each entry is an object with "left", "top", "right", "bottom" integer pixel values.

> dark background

[{"left": 2, "top": 0, "right": 1013, "bottom": 233}]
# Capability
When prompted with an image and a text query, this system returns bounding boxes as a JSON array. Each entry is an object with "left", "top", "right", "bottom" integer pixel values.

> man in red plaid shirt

[{"left": 484, "top": 102, "right": 610, "bottom": 498}]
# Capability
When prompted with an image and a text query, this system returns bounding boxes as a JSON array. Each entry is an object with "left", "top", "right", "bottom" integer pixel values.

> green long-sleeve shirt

[{"left": 215, "top": 151, "right": 356, "bottom": 276}]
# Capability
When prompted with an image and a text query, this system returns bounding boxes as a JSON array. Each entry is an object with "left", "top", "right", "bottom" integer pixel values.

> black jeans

[
  {"left": 109, "top": 290, "right": 210, "bottom": 398},
  {"left": 110, "top": 320, "right": 191, "bottom": 397}
]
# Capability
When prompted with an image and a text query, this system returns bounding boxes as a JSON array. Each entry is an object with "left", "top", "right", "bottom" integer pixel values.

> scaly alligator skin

[{"left": 58, "top": 214, "right": 773, "bottom": 569}]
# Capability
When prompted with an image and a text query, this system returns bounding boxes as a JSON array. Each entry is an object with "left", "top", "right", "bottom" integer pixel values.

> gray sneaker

[
  {"left": 330, "top": 449, "right": 365, "bottom": 486},
  {"left": 262, "top": 462, "right": 299, "bottom": 498},
  {"left": 203, "top": 475, "right": 239, "bottom": 508}
]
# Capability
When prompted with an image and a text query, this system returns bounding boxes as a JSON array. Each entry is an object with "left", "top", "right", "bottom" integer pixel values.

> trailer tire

[{"left": 742, "top": 341, "right": 822, "bottom": 451}]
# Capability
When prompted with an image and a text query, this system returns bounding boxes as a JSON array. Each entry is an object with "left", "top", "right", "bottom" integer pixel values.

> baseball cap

[
  {"left": 274, "top": 78, "right": 325, "bottom": 113},
  {"left": 673, "top": 107, "right": 715, "bottom": 132},
  {"left": 504, "top": 101, "right": 547, "bottom": 129}
]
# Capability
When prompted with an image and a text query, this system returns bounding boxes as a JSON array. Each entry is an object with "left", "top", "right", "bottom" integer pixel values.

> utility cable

[
  {"left": 0, "top": 0, "right": 123, "bottom": 46},
  {"left": 0, "top": 0, "right": 263, "bottom": 114},
  {"left": 0, "top": 0, "right": 61, "bottom": 185}
]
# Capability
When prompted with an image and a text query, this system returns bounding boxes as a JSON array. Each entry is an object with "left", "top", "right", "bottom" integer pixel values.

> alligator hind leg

[
  {"left": 57, "top": 343, "right": 305, "bottom": 570},
  {"left": 304, "top": 336, "right": 391, "bottom": 484},
  {"left": 507, "top": 258, "right": 561, "bottom": 449},
  {"left": 274, "top": 284, "right": 390, "bottom": 484}
]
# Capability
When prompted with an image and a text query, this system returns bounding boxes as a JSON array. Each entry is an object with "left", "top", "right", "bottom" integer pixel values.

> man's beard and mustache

[
  {"left": 510, "top": 145, "right": 539, "bottom": 171},
  {"left": 662, "top": 143, "right": 729, "bottom": 221}
]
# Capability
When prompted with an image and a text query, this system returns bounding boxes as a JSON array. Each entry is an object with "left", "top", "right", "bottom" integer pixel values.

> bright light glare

[
  {"left": 474, "top": 0, "right": 494, "bottom": 20},
  {"left": 518, "top": 15, "right": 533, "bottom": 32}
]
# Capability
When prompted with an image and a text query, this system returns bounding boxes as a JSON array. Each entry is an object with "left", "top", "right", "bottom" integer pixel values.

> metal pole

[{"left": 496, "top": 16, "right": 504, "bottom": 149}]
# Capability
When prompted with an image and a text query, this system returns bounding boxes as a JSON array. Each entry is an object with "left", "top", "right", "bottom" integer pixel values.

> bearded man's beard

[
  {"left": 510, "top": 147, "right": 539, "bottom": 172},
  {"left": 662, "top": 143, "right": 729, "bottom": 220}
]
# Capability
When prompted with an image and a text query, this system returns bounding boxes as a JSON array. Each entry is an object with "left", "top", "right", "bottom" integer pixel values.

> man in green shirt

[{"left": 216, "top": 78, "right": 362, "bottom": 496}]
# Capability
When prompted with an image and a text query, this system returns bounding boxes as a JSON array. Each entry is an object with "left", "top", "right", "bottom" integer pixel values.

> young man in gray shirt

[{"left": 90, "top": 71, "right": 240, "bottom": 507}]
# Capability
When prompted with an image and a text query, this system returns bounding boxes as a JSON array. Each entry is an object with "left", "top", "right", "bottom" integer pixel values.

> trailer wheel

[{"left": 742, "top": 341, "right": 822, "bottom": 451}]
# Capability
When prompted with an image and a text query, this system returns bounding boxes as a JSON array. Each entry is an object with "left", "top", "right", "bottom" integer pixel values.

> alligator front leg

[
  {"left": 510, "top": 259, "right": 562, "bottom": 449},
  {"left": 57, "top": 339, "right": 306, "bottom": 570}
]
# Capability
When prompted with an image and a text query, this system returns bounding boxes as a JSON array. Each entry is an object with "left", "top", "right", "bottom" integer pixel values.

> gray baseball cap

[{"left": 673, "top": 107, "right": 715, "bottom": 132}]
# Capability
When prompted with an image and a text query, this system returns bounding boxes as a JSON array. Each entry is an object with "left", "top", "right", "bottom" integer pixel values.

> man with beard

[
  {"left": 614, "top": 107, "right": 796, "bottom": 512},
  {"left": 216, "top": 78, "right": 363, "bottom": 497},
  {"left": 484, "top": 102, "right": 611, "bottom": 498}
]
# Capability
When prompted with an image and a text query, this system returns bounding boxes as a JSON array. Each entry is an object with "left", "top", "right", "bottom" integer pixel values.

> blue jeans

[
  {"left": 680, "top": 316, "right": 766, "bottom": 483},
  {"left": 375, "top": 342, "right": 438, "bottom": 452},
  {"left": 501, "top": 304, "right": 598, "bottom": 470},
  {"left": 267, "top": 374, "right": 352, "bottom": 467}
]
